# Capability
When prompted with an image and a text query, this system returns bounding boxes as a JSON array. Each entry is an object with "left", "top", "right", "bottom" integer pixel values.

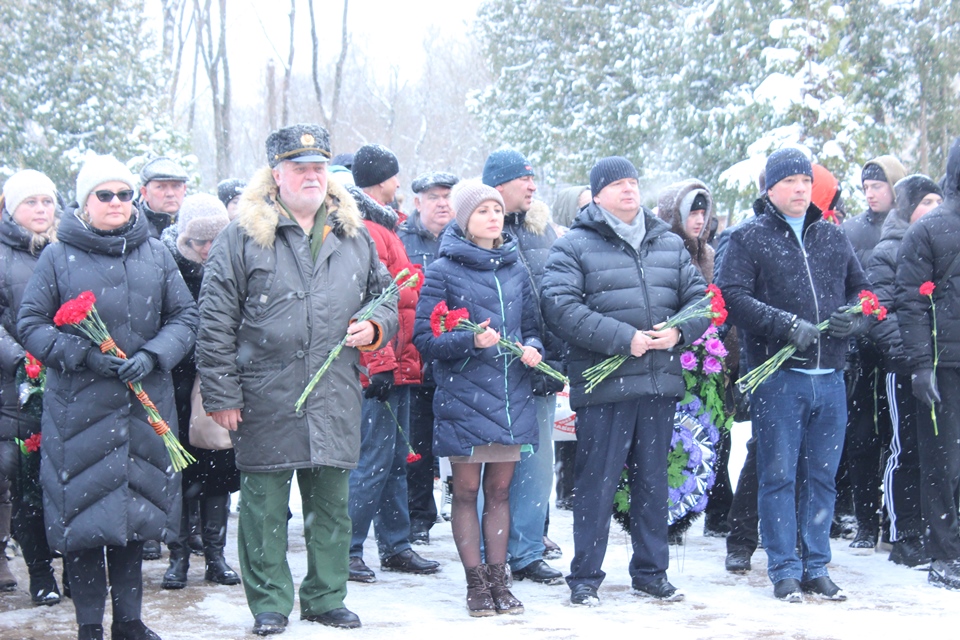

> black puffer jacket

[
  {"left": 138, "top": 199, "right": 176, "bottom": 239},
  {"left": 0, "top": 210, "right": 53, "bottom": 441},
  {"left": 541, "top": 204, "right": 708, "bottom": 410},
  {"left": 413, "top": 226, "right": 541, "bottom": 457},
  {"left": 897, "top": 138, "right": 960, "bottom": 371},
  {"left": 865, "top": 209, "right": 910, "bottom": 375},
  {"left": 715, "top": 197, "right": 869, "bottom": 373},
  {"left": 17, "top": 208, "right": 198, "bottom": 553}
]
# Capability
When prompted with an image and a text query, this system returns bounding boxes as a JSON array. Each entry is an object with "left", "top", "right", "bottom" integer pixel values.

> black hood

[{"left": 894, "top": 174, "right": 943, "bottom": 223}]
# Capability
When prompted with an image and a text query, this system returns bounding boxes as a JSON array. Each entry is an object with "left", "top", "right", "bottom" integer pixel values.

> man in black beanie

[
  {"left": 542, "top": 156, "right": 708, "bottom": 605},
  {"left": 353, "top": 144, "right": 400, "bottom": 207}
]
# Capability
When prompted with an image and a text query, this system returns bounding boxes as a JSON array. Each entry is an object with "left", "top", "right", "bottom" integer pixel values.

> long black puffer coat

[
  {"left": 541, "top": 204, "right": 708, "bottom": 410},
  {"left": 413, "top": 226, "right": 541, "bottom": 458},
  {"left": 0, "top": 210, "right": 52, "bottom": 441},
  {"left": 897, "top": 138, "right": 960, "bottom": 372},
  {"left": 17, "top": 208, "right": 198, "bottom": 553}
]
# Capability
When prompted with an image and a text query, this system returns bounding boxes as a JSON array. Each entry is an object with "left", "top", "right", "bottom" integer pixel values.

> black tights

[{"left": 451, "top": 461, "right": 515, "bottom": 568}]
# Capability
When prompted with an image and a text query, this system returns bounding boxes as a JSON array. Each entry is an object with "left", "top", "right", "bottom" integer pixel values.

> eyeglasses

[
  {"left": 94, "top": 189, "right": 135, "bottom": 203},
  {"left": 188, "top": 238, "right": 214, "bottom": 248}
]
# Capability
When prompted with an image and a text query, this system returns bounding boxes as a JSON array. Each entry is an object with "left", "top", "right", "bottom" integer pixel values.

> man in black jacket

[
  {"left": 896, "top": 136, "right": 960, "bottom": 590},
  {"left": 137, "top": 156, "right": 188, "bottom": 239},
  {"left": 716, "top": 148, "right": 870, "bottom": 602},
  {"left": 542, "top": 156, "right": 708, "bottom": 605}
]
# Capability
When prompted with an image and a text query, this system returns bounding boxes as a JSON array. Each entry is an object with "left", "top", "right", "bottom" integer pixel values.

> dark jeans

[
  {"left": 883, "top": 373, "right": 923, "bottom": 541},
  {"left": 918, "top": 367, "right": 960, "bottom": 561},
  {"left": 406, "top": 385, "right": 437, "bottom": 534},
  {"left": 726, "top": 433, "right": 759, "bottom": 555},
  {"left": 66, "top": 542, "right": 144, "bottom": 626},
  {"left": 567, "top": 395, "right": 674, "bottom": 591}
]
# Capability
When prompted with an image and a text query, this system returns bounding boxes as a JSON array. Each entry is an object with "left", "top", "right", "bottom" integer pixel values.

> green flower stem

[{"left": 455, "top": 319, "right": 568, "bottom": 384}]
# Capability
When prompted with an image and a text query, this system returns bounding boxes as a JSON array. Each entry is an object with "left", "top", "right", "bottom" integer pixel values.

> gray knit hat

[
  {"left": 451, "top": 179, "right": 504, "bottom": 231},
  {"left": 590, "top": 157, "right": 639, "bottom": 197},
  {"left": 75, "top": 155, "right": 137, "bottom": 209},
  {"left": 176, "top": 193, "right": 229, "bottom": 263},
  {"left": 2, "top": 169, "right": 57, "bottom": 214}
]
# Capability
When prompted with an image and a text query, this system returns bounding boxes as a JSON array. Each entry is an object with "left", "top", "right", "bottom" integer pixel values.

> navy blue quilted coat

[{"left": 413, "top": 226, "right": 542, "bottom": 457}]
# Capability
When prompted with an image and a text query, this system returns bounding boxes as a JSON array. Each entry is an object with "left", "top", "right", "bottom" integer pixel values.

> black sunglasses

[{"left": 94, "top": 189, "right": 135, "bottom": 203}]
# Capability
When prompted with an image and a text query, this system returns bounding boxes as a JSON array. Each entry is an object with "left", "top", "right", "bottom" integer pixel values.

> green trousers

[{"left": 238, "top": 466, "right": 351, "bottom": 617}]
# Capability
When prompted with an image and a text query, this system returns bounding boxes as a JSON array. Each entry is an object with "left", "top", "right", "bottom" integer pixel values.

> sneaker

[
  {"left": 800, "top": 576, "right": 847, "bottom": 601},
  {"left": 929, "top": 559, "right": 960, "bottom": 590},
  {"left": 542, "top": 536, "right": 562, "bottom": 560},
  {"left": 570, "top": 584, "right": 600, "bottom": 606},
  {"left": 725, "top": 549, "right": 752, "bottom": 573},
  {"left": 632, "top": 577, "right": 684, "bottom": 602},
  {"left": 848, "top": 530, "right": 876, "bottom": 556},
  {"left": 512, "top": 559, "right": 563, "bottom": 585},
  {"left": 773, "top": 578, "right": 803, "bottom": 602},
  {"left": 889, "top": 537, "right": 931, "bottom": 569}
]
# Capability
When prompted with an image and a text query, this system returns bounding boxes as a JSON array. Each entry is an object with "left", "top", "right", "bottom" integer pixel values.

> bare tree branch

[{"left": 282, "top": 0, "right": 295, "bottom": 126}]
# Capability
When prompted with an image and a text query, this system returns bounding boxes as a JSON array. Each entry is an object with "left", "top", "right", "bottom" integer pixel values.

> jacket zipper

[
  {"left": 492, "top": 268, "right": 515, "bottom": 441},
  {"left": 797, "top": 221, "right": 822, "bottom": 368}
]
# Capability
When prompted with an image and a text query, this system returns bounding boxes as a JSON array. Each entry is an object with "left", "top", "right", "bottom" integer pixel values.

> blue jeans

[
  {"left": 507, "top": 394, "right": 556, "bottom": 571},
  {"left": 349, "top": 386, "right": 412, "bottom": 560},
  {"left": 752, "top": 369, "right": 846, "bottom": 583}
]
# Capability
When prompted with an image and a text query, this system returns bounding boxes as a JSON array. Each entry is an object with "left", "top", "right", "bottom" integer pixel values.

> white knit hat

[
  {"left": 2, "top": 170, "right": 57, "bottom": 214},
  {"left": 176, "top": 193, "right": 229, "bottom": 263},
  {"left": 75, "top": 155, "right": 137, "bottom": 209}
]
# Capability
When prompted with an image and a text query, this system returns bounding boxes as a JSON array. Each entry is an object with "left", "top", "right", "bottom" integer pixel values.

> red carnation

[
  {"left": 24, "top": 353, "right": 42, "bottom": 379},
  {"left": 54, "top": 291, "right": 96, "bottom": 326},
  {"left": 876, "top": 306, "right": 888, "bottom": 322},
  {"left": 406, "top": 452, "right": 422, "bottom": 464},
  {"left": 24, "top": 433, "right": 41, "bottom": 453},
  {"left": 707, "top": 284, "right": 722, "bottom": 298},
  {"left": 445, "top": 308, "right": 470, "bottom": 331},
  {"left": 430, "top": 301, "right": 449, "bottom": 337},
  {"left": 713, "top": 307, "right": 728, "bottom": 326},
  {"left": 920, "top": 281, "right": 935, "bottom": 297},
  {"left": 859, "top": 290, "right": 879, "bottom": 316}
]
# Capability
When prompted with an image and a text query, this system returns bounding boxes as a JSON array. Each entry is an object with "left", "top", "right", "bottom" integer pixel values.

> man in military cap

[
  {"left": 138, "top": 156, "right": 189, "bottom": 238},
  {"left": 197, "top": 123, "right": 397, "bottom": 635},
  {"left": 397, "top": 171, "right": 459, "bottom": 543}
]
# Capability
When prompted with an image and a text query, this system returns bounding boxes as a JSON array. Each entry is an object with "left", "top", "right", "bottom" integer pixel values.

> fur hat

[
  {"left": 2, "top": 169, "right": 57, "bottom": 214},
  {"left": 176, "top": 193, "right": 229, "bottom": 263},
  {"left": 266, "top": 124, "right": 332, "bottom": 168},
  {"left": 75, "top": 155, "right": 137, "bottom": 209},
  {"left": 451, "top": 180, "right": 504, "bottom": 231}
]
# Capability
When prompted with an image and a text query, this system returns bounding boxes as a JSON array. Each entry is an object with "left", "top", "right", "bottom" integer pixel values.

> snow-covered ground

[{"left": 2, "top": 423, "right": 959, "bottom": 639}]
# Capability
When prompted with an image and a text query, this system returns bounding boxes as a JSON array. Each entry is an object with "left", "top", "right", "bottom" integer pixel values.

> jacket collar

[
  {"left": 574, "top": 203, "right": 668, "bottom": 248},
  {"left": 438, "top": 224, "right": 520, "bottom": 271}
]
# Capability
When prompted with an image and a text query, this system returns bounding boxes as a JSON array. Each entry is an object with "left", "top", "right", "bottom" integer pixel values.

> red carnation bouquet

[
  {"left": 920, "top": 281, "right": 939, "bottom": 435},
  {"left": 582, "top": 284, "right": 727, "bottom": 393},
  {"left": 295, "top": 268, "right": 421, "bottom": 411},
  {"left": 737, "top": 289, "right": 887, "bottom": 394},
  {"left": 54, "top": 291, "right": 195, "bottom": 472},
  {"left": 430, "top": 301, "right": 567, "bottom": 384},
  {"left": 15, "top": 432, "right": 41, "bottom": 456}
]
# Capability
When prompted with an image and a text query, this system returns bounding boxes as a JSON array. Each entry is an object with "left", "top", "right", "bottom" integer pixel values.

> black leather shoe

[
  {"left": 725, "top": 549, "right": 752, "bottom": 573},
  {"left": 774, "top": 578, "right": 803, "bottom": 602},
  {"left": 512, "top": 559, "right": 563, "bottom": 585},
  {"left": 77, "top": 624, "right": 104, "bottom": 640},
  {"left": 570, "top": 583, "right": 599, "bottom": 606},
  {"left": 542, "top": 536, "right": 562, "bottom": 560},
  {"left": 349, "top": 556, "right": 376, "bottom": 583},
  {"left": 800, "top": 576, "right": 846, "bottom": 601},
  {"left": 141, "top": 540, "right": 162, "bottom": 561},
  {"left": 380, "top": 549, "right": 440, "bottom": 574},
  {"left": 302, "top": 607, "right": 361, "bottom": 629},
  {"left": 410, "top": 530, "right": 430, "bottom": 545},
  {"left": 161, "top": 551, "right": 189, "bottom": 590},
  {"left": 111, "top": 619, "right": 162, "bottom": 640},
  {"left": 632, "top": 576, "right": 684, "bottom": 601},
  {"left": 252, "top": 612, "right": 287, "bottom": 636}
]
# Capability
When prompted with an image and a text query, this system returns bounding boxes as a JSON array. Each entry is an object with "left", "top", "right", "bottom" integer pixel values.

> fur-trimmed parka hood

[
  {"left": 657, "top": 179, "right": 715, "bottom": 282},
  {"left": 504, "top": 199, "right": 550, "bottom": 236},
  {"left": 236, "top": 166, "right": 362, "bottom": 248},
  {"left": 347, "top": 185, "right": 400, "bottom": 231}
]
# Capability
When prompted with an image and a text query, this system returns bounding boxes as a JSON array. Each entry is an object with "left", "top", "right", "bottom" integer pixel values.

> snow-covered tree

[{"left": 0, "top": 0, "right": 191, "bottom": 195}]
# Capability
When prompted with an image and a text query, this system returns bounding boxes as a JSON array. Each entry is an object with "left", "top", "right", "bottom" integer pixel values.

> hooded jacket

[
  {"left": 657, "top": 179, "right": 716, "bottom": 283},
  {"left": 413, "top": 226, "right": 541, "bottom": 458},
  {"left": 716, "top": 196, "right": 869, "bottom": 374},
  {"left": 349, "top": 187, "right": 421, "bottom": 386},
  {"left": 17, "top": 208, "right": 198, "bottom": 553},
  {"left": 897, "top": 138, "right": 960, "bottom": 371},
  {"left": 843, "top": 155, "right": 908, "bottom": 267},
  {"left": 541, "top": 203, "right": 708, "bottom": 410},
  {"left": 866, "top": 176, "right": 943, "bottom": 375},
  {"left": 196, "top": 167, "right": 397, "bottom": 473},
  {"left": 0, "top": 209, "right": 55, "bottom": 440}
]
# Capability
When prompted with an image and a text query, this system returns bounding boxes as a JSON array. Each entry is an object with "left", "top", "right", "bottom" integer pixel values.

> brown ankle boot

[
  {"left": 486, "top": 563, "right": 524, "bottom": 614},
  {"left": 464, "top": 565, "right": 496, "bottom": 617}
]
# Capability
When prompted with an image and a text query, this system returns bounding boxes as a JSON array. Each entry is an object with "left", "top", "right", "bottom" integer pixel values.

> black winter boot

[
  {"left": 111, "top": 619, "right": 161, "bottom": 640},
  {"left": 202, "top": 496, "right": 240, "bottom": 585},
  {"left": 17, "top": 514, "right": 60, "bottom": 605},
  {"left": 162, "top": 506, "right": 190, "bottom": 589},
  {"left": 77, "top": 623, "right": 104, "bottom": 640}
]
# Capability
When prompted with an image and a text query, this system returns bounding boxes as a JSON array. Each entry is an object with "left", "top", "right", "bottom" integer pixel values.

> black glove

[
  {"left": 787, "top": 319, "right": 820, "bottom": 351},
  {"left": 363, "top": 372, "right": 394, "bottom": 401},
  {"left": 827, "top": 306, "right": 869, "bottom": 339},
  {"left": 532, "top": 370, "right": 565, "bottom": 396},
  {"left": 85, "top": 349, "right": 125, "bottom": 378},
  {"left": 117, "top": 351, "right": 156, "bottom": 384},
  {"left": 911, "top": 368, "right": 941, "bottom": 409}
]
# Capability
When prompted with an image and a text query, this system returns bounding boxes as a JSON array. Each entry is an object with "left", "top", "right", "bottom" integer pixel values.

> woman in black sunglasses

[{"left": 17, "top": 155, "right": 199, "bottom": 640}]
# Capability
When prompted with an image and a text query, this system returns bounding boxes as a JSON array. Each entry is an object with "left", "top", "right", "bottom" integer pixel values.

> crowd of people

[{"left": 0, "top": 120, "right": 959, "bottom": 639}]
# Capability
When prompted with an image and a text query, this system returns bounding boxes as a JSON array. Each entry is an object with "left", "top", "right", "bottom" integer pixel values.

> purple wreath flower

[
  {"left": 698, "top": 412, "right": 712, "bottom": 428},
  {"left": 671, "top": 428, "right": 681, "bottom": 447},
  {"left": 705, "top": 470, "right": 717, "bottom": 491},
  {"left": 681, "top": 397, "right": 701, "bottom": 414},
  {"left": 692, "top": 491, "right": 710, "bottom": 513},
  {"left": 680, "top": 351, "right": 698, "bottom": 370},
  {"left": 679, "top": 428, "right": 694, "bottom": 451},
  {"left": 668, "top": 487, "right": 682, "bottom": 506},
  {"left": 703, "top": 356, "right": 723, "bottom": 375},
  {"left": 704, "top": 337, "right": 728, "bottom": 358},
  {"left": 688, "top": 442, "right": 703, "bottom": 467},
  {"left": 680, "top": 472, "right": 697, "bottom": 494},
  {"left": 706, "top": 423, "right": 720, "bottom": 445}
]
